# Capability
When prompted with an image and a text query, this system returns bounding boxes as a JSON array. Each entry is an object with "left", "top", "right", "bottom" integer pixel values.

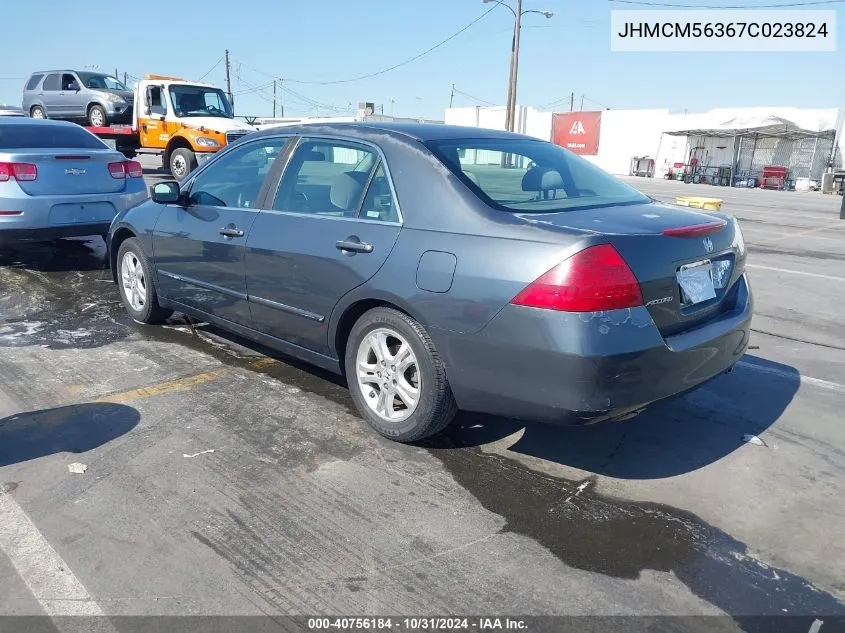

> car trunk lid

[
  {"left": 516, "top": 202, "right": 746, "bottom": 336},
  {"left": 10, "top": 150, "right": 128, "bottom": 196}
]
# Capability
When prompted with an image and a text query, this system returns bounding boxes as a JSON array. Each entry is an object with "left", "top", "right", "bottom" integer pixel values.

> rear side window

[
  {"left": 427, "top": 138, "right": 648, "bottom": 213},
  {"left": 42, "top": 74, "right": 60, "bottom": 91},
  {"left": 0, "top": 124, "right": 108, "bottom": 150},
  {"left": 25, "top": 74, "right": 43, "bottom": 91}
]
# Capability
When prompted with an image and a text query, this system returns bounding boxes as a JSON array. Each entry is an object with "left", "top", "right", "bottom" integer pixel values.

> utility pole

[
  {"left": 504, "top": 0, "right": 523, "bottom": 132},
  {"left": 273, "top": 79, "right": 276, "bottom": 118},
  {"left": 580, "top": 94, "right": 584, "bottom": 111},
  {"left": 450, "top": 83, "right": 455, "bottom": 108},
  {"left": 224, "top": 49, "right": 233, "bottom": 111},
  {"left": 123, "top": 72, "right": 128, "bottom": 86},
  {"left": 570, "top": 92, "right": 574, "bottom": 112},
  {"left": 115, "top": 67, "right": 118, "bottom": 81}
]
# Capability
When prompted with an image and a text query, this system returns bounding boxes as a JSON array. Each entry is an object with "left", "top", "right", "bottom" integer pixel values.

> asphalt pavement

[{"left": 1, "top": 170, "right": 844, "bottom": 632}]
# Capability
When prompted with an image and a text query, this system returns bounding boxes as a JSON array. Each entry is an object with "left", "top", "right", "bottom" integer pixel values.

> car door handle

[
  {"left": 335, "top": 238, "right": 373, "bottom": 254},
  {"left": 219, "top": 227, "right": 244, "bottom": 238}
]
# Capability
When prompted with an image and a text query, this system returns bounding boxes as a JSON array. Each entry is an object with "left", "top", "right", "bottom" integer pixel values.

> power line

[
  {"left": 232, "top": 4, "right": 499, "bottom": 86},
  {"left": 196, "top": 57, "right": 223, "bottom": 82},
  {"left": 608, "top": 0, "right": 844, "bottom": 7},
  {"left": 452, "top": 87, "right": 497, "bottom": 106}
]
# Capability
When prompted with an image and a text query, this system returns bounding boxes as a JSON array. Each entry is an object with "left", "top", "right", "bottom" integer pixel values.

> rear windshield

[
  {"left": 0, "top": 124, "right": 108, "bottom": 150},
  {"left": 426, "top": 138, "right": 649, "bottom": 213}
]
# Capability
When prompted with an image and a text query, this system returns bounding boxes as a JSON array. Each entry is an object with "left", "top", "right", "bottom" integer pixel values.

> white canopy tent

[{"left": 654, "top": 108, "right": 840, "bottom": 185}]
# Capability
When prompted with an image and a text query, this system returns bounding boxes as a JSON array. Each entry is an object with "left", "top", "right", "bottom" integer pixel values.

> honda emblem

[{"left": 703, "top": 237, "right": 714, "bottom": 253}]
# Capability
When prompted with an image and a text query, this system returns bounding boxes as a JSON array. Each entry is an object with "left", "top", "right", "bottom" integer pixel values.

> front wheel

[
  {"left": 345, "top": 307, "right": 457, "bottom": 442},
  {"left": 116, "top": 238, "right": 173, "bottom": 324},
  {"left": 169, "top": 148, "right": 197, "bottom": 180},
  {"left": 88, "top": 104, "right": 108, "bottom": 127}
]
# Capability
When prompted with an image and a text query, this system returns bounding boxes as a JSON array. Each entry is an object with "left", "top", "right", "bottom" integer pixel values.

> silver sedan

[{"left": 0, "top": 118, "right": 146, "bottom": 245}]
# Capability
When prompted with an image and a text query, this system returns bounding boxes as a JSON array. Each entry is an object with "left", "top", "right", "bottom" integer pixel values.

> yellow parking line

[
  {"left": 249, "top": 357, "right": 278, "bottom": 369},
  {"left": 94, "top": 370, "right": 225, "bottom": 404},
  {"left": 759, "top": 222, "right": 843, "bottom": 244}
]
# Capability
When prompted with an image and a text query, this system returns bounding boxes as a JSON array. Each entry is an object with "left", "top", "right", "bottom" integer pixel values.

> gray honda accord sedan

[{"left": 108, "top": 122, "right": 752, "bottom": 442}]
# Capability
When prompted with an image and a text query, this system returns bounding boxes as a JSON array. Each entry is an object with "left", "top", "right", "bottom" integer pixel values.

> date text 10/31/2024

[{"left": 307, "top": 618, "right": 528, "bottom": 630}]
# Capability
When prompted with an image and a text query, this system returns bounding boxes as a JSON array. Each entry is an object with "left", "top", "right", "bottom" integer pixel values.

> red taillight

[
  {"left": 0, "top": 162, "right": 38, "bottom": 182},
  {"left": 125, "top": 160, "right": 143, "bottom": 178},
  {"left": 108, "top": 160, "right": 143, "bottom": 179},
  {"left": 511, "top": 244, "right": 644, "bottom": 312},
  {"left": 0, "top": 211, "right": 23, "bottom": 216},
  {"left": 108, "top": 161, "right": 126, "bottom": 179},
  {"left": 662, "top": 220, "right": 726, "bottom": 238}
]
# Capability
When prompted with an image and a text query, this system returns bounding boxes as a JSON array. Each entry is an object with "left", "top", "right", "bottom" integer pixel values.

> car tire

[
  {"left": 30, "top": 105, "right": 45, "bottom": 119},
  {"left": 88, "top": 104, "right": 108, "bottom": 127},
  {"left": 345, "top": 307, "right": 458, "bottom": 442},
  {"left": 116, "top": 237, "right": 172, "bottom": 325},
  {"left": 169, "top": 148, "right": 197, "bottom": 180}
]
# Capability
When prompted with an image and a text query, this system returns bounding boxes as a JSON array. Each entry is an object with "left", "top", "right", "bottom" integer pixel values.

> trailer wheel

[
  {"left": 169, "top": 148, "right": 197, "bottom": 180},
  {"left": 88, "top": 104, "right": 108, "bottom": 128}
]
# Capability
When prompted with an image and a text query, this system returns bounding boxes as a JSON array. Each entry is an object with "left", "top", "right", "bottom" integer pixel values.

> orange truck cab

[{"left": 103, "top": 75, "right": 253, "bottom": 178}]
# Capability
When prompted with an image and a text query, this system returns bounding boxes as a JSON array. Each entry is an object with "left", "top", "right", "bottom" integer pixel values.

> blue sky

[{"left": 1, "top": 0, "right": 842, "bottom": 119}]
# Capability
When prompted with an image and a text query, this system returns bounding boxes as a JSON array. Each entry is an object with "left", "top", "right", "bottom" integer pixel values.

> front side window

[
  {"left": 148, "top": 86, "right": 166, "bottom": 115},
  {"left": 427, "top": 138, "right": 649, "bottom": 213},
  {"left": 42, "top": 74, "right": 60, "bottom": 91},
  {"left": 187, "top": 138, "right": 287, "bottom": 209},
  {"left": 272, "top": 140, "right": 379, "bottom": 216},
  {"left": 169, "top": 85, "right": 233, "bottom": 119},
  {"left": 61, "top": 74, "right": 79, "bottom": 91}
]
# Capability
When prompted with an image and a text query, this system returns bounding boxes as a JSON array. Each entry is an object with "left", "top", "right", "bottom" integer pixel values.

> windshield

[
  {"left": 169, "top": 85, "right": 233, "bottom": 119},
  {"left": 427, "top": 138, "right": 649, "bottom": 213},
  {"left": 77, "top": 73, "right": 128, "bottom": 91}
]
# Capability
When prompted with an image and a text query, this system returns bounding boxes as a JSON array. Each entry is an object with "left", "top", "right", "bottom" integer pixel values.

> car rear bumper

[
  {"left": 437, "top": 273, "right": 753, "bottom": 424},
  {"left": 0, "top": 188, "right": 146, "bottom": 238},
  {"left": 0, "top": 223, "right": 111, "bottom": 243}
]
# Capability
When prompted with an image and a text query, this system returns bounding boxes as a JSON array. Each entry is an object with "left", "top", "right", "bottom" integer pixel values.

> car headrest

[
  {"left": 301, "top": 150, "right": 326, "bottom": 162},
  {"left": 522, "top": 166, "right": 564, "bottom": 192},
  {"left": 330, "top": 171, "right": 367, "bottom": 210}
]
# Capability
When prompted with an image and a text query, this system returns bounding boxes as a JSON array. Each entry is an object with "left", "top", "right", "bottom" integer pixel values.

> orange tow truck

[{"left": 86, "top": 74, "right": 254, "bottom": 179}]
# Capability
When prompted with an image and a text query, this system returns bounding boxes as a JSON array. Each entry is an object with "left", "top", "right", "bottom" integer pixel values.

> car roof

[
  {"left": 0, "top": 117, "right": 79, "bottom": 128},
  {"left": 257, "top": 121, "right": 541, "bottom": 143}
]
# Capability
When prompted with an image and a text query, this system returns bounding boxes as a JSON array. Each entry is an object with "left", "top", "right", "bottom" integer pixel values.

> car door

[
  {"left": 61, "top": 73, "right": 86, "bottom": 118},
  {"left": 244, "top": 136, "right": 403, "bottom": 355},
  {"left": 40, "top": 73, "right": 62, "bottom": 115},
  {"left": 152, "top": 136, "right": 291, "bottom": 326}
]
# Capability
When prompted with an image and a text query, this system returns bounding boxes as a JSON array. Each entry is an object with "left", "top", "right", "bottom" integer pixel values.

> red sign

[{"left": 552, "top": 112, "right": 602, "bottom": 155}]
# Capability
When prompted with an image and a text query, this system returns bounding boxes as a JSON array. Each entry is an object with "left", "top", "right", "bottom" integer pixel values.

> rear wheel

[
  {"left": 116, "top": 238, "right": 172, "bottom": 324},
  {"left": 88, "top": 104, "right": 107, "bottom": 127},
  {"left": 345, "top": 307, "right": 457, "bottom": 442},
  {"left": 169, "top": 148, "right": 197, "bottom": 180},
  {"left": 30, "top": 105, "right": 45, "bottom": 119}
]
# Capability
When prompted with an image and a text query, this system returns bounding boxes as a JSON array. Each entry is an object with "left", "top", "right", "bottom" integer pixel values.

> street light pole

[{"left": 484, "top": 0, "right": 552, "bottom": 133}]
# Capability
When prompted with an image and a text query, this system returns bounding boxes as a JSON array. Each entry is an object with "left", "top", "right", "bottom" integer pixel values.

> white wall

[
  {"left": 445, "top": 106, "right": 551, "bottom": 141},
  {"left": 580, "top": 109, "right": 670, "bottom": 175}
]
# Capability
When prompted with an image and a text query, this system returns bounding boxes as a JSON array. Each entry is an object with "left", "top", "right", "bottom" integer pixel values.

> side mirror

[{"left": 151, "top": 181, "right": 182, "bottom": 205}]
